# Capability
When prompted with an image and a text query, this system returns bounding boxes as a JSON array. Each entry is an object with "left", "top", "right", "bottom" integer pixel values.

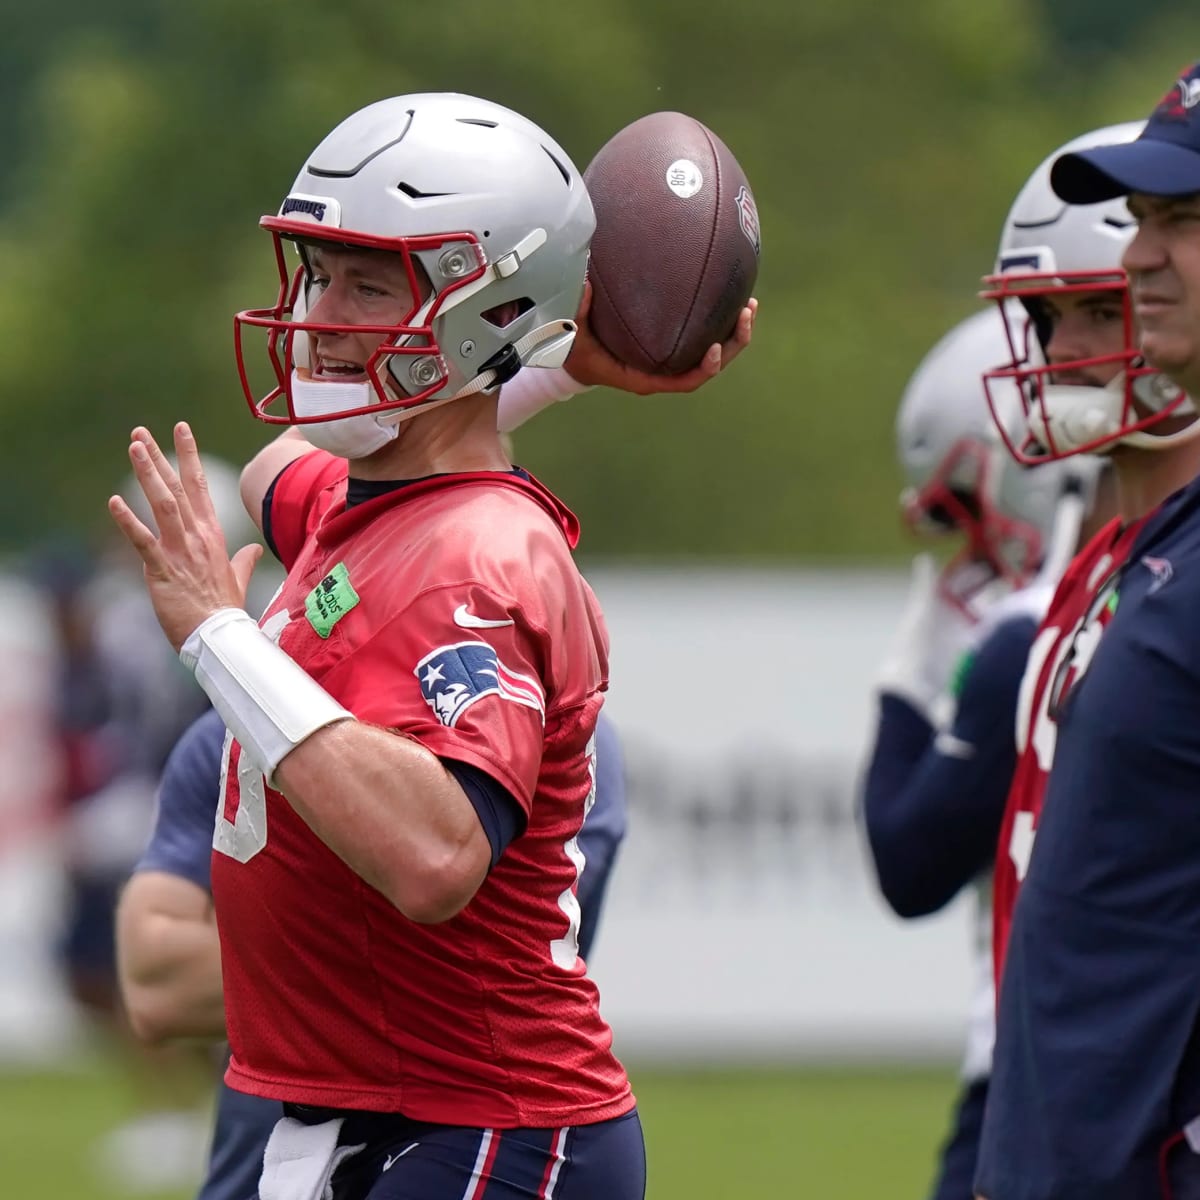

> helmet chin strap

[
  {"left": 1122, "top": 415, "right": 1200, "bottom": 451},
  {"left": 444, "top": 321, "right": 578, "bottom": 400},
  {"left": 1120, "top": 371, "right": 1200, "bottom": 450},
  {"left": 379, "top": 224, "right": 576, "bottom": 409},
  {"left": 365, "top": 320, "right": 580, "bottom": 429},
  {"left": 1031, "top": 370, "right": 1199, "bottom": 456}
]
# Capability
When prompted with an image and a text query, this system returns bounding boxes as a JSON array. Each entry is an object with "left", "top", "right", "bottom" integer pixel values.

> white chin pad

[
  {"left": 289, "top": 369, "right": 399, "bottom": 460},
  {"left": 291, "top": 369, "right": 375, "bottom": 420}
]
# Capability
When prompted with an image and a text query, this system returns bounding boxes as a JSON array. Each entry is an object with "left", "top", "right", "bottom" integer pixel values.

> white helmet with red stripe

[
  {"left": 980, "top": 121, "right": 1195, "bottom": 461},
  {"left": 235, "top": 94, "right": 594, "bottom": 438},
  {"left": 898, "top": 307, "right": 1098, "bottom": 604}
]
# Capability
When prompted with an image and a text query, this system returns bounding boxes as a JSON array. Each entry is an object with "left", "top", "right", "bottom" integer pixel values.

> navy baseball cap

[{"left": 1051, "top": 60, "right": 1200, "bottom": 202}]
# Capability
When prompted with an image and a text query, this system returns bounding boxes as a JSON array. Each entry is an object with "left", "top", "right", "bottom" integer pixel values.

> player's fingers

[
  {"left": 718, "top": 301, "right": 757, "bottom": 365},
  {"left": 624, "top": 344, "right": 719, "bottom": 394},
  {"left": 675, "top": 302, "right": 757, "bottom": 388},
  {"left": 739, "top": 297, "right": 758, "bottom": 341},
  {"left": 173, "top": 422, "right": 219, "bottom": 530},
  {"left": 131, "top": 427, "right": 197, "bottom": 529},
  {"left": 230, "top": 542, "right": 263, "bottom": 599},
  {"left": 107, "top": 494, "right": 166, "bottom": 574},
  {"left": 127, "top": 437, "right": 190, "bottom": 544}
]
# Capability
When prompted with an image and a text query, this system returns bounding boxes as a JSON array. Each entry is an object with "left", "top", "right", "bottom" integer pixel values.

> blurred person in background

[
  {"left": 34, "top": 459, "right": 269, "bottom": 1193},
  {"left": 975, "top": 64, "right": 1200, "bottom": 1200},
  {"left": 861, "top": 314, "right": 1104, "bottom": 1200},
  {"left": 31, "top": 537, "right": 213, "bottom": 1192},
  {"left": 863, "top": 120, "right": 1139, "bottom": 1200},
  {"left": 0, "top": 558, "right": 69, "bottom": 1063},
  {"left": 976, "top": 121, "right": 1147, "bottom": 1011},
  {"left": 111, "top": 92, "right": 751, "bottom": 1198}
]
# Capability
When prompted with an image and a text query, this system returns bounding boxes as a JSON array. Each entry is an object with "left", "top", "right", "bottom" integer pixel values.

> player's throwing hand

[
  {"left": 564, "top": 283, "right": 756, "bottom": 396},
  {"left": 107, "top": 423, "right": 262, "bottom": 653}
]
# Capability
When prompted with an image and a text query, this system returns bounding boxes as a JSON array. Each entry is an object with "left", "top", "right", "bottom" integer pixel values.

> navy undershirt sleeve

[
  {"left": 861, "top": 614, "right": 1037, "bottom": 918},
  {"left": 260, "top": 461, "right": 295, "bottom": 563},
  {"left": 134, "top": 708, "right": 229, "bottom": 892},
  {"left": 443, "top": 758, "right": 525, "bottom": 868}
]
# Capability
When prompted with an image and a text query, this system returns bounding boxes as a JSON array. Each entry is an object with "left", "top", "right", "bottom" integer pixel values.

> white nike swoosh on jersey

[
  {"left": 382, "top": 1143, "right": 420, "bottom": 1171},
  {"left": 934, "top": 731, "right": 976, "bottom": 760},
  {"left": 453, "top": 604, "right": 514, "bottom": 629}
]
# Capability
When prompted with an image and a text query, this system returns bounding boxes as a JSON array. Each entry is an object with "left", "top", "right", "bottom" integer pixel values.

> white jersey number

[
  {"left": 549, "top": 734, "right": 597, "bottom": 970},
  {"left": 212, "top": 609, "right": 290, "bottom": 863}
]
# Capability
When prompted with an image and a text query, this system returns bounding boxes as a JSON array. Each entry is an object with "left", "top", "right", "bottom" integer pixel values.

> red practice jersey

[
  {"left": 992, "top": 515, "right": 1147, "bottom": 988},
  {"left": 211, "top": 452, "right": 633, "bottom": 1127}
]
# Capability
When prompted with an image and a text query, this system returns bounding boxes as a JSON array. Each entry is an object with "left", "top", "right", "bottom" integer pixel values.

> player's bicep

[
  {"left": 240, "top": 431, "right": 317, "bottom": 535},
  {"left": 259, "top": 448, "right": 346, "bottom": 567}
]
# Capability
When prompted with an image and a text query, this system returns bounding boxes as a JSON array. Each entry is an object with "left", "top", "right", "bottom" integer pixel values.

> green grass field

[{"left": 0, "top": 1061, "right": 960, "bottom": 1198}]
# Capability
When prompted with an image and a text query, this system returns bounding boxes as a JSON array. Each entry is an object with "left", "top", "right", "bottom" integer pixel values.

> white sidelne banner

[{"left": 584, "top": 567, "right": 975, "bottom": 1064}]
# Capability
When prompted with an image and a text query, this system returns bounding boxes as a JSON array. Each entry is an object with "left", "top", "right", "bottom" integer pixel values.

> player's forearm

[
  {"left": 116, "top": 907, "right": 226, "bottom": 1043},
  {"left": 274, "top": 720, "right": 491, "bottom": 922}
]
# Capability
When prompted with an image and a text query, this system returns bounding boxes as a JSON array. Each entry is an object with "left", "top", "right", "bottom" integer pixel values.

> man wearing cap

[{"left": 975, "top": 61, "right": 1200, "bottom": 1200}]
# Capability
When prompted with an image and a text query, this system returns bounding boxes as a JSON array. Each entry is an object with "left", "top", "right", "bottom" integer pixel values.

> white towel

[{"left": 259, "top": 1115, "right": 366, "bottom": 1200}]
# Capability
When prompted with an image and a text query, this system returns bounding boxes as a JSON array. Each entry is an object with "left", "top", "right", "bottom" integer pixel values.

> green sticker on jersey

[
  {"left": 305, "top": 562, "right": 360, "bottom": 638},
  {"left": 949, "top": 648, "right": 976, "bottom": 700}
]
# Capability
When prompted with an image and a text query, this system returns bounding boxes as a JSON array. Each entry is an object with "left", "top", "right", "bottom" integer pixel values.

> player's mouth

[
  {"left": 1049, "top": 369, "right": 1107, "bottom": 388},
  {"left": 314, "top": 355, "right": 368, "bottom": 381}
]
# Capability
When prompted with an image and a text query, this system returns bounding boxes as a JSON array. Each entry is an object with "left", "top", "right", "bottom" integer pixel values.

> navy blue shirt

[
  {"left": 135, "top": 709, "right": 277, "bottom": 1200},
  {"left": 136, "top": 707, "right": 628, "bottom": 1199},
  {"left": 978, "top": 473, "right": 1200, "bottom": 1200},
  {"left": 862, "top": 613, "right": 1037, "bottom": 918},
  {"left": 578, "top": 712, "right": 628, "bottom": 960}
]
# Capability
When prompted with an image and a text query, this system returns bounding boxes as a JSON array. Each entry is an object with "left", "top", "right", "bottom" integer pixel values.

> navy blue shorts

[
  {"left": 929, "top": 1076, "right": 987, "bottom": 1200},
  {"left": 58, "top": 875, "right": 122, "bottom": 976},
  {"left": 284, "top": 1104, "right": 646, "bottom": 1200}
]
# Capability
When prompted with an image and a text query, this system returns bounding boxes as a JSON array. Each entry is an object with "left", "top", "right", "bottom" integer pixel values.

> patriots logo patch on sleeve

[{"left": 414, "top": 641, "right": 545, "bottom": 728}]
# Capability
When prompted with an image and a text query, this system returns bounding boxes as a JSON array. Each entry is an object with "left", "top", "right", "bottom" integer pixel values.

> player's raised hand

[
  {"left": 564, "top": 282, "right": 756, "bottom": 397},
  {"left": 108, "top": 423, "right": 263, "bottom": 652},
  {"left": 875, "top": 553, "right": 980, "bottom": 719}
]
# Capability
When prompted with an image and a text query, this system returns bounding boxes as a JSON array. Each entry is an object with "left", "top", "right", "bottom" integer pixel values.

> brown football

[{"left": 583, "top": 111, "right": 761, "bottom": 374}]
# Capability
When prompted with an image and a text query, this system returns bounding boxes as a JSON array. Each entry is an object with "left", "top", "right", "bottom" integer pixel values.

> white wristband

[
  {"left": 179, "top": 608, "right": 353, "bottom": 785},
  {"left": 496, "top": 365, "right": 590, "bottom": 433}
]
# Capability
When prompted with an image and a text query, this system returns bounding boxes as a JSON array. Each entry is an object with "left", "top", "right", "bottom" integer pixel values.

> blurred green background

[
  {"left": 5, "top": 5, "right": 1200, "bottom": 1199},
  {"left": 2, "top": 0, "right": 1195, "bottom": 561}
]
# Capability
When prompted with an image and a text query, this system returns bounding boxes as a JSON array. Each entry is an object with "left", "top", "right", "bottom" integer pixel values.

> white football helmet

[
  {"left": 235, "top": 93, "right": 595, "bottom": 426},
  {"left": 980, "top": 121, "right": 1195, "bottom": 461},
  {"left": 898, "top": 307, "right": 1099, "bottom": 602}
]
